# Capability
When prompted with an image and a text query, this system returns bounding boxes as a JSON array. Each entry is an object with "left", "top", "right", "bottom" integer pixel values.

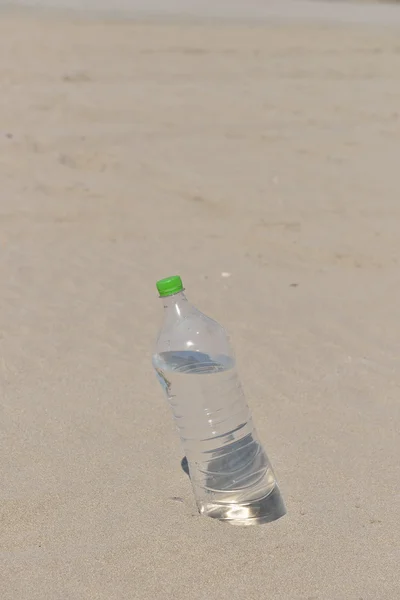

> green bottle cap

[{"left": 156, "top": 275, "right": 184, "bottom": 297}]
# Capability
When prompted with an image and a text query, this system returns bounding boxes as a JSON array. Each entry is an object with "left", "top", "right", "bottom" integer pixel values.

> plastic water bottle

[{"left": 153, "top": 275, "right": 286, "bottom": 526}]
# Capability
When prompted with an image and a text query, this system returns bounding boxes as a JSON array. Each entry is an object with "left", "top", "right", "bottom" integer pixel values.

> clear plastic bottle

[{"left": 152, "top": 275, "right": 286, "bottom": 526}]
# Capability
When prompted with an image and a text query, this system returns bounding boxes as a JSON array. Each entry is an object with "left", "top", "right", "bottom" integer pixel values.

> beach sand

[{"left": 1, "top": 8, "right": 400, "bottom": 599}]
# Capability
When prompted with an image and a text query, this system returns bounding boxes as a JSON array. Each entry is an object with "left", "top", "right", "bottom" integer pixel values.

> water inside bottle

[{"left": 153, "top": 350, "right": 286, "bottom": 525}]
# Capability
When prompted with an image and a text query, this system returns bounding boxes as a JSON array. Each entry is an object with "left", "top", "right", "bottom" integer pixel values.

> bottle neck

[{"left": 161, "top": 290, "right": 189, "bottom": 317}]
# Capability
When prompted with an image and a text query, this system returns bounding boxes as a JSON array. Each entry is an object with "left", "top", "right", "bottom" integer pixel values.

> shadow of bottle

[{"left": 181, "top": 456, "right": 190, "bottom": 477}]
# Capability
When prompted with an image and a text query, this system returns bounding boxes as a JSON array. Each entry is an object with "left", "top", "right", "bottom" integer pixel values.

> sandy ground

[
  {"left": 1, "top": 9, "right": 400, "bottom": 600},
  {"left": 4, "top": 0, "right": 400, "bottom": 25}
]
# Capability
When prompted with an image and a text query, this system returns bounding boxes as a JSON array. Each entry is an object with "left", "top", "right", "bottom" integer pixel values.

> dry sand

[
  {"left": 4, "top": 0, "right": 400, "bottom": 25},
  {"left": 1, "top": 7, "right": 400, "bottom": 600}
]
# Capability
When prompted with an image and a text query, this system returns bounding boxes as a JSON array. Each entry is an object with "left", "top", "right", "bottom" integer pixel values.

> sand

[
  {"left": 4, "top": 0, "right": 400, "bottom": 25},
  {"left": 1, "top": 5, "right": 400, "bottom": 599}
]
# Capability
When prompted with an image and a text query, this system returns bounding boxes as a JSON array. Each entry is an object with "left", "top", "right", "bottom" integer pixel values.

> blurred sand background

[{"left": 1, "top": 2, "right": 400, "bottom": 599}]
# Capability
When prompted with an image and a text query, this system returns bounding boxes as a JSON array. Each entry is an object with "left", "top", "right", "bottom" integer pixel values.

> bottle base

[{"left": 199, "top": 484, "right": 286, "bottom": 526}]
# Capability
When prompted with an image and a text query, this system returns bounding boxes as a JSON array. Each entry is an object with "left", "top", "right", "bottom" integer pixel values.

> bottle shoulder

[{"left": 155, "top": 306, "right": 233, "bottom": 359}]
